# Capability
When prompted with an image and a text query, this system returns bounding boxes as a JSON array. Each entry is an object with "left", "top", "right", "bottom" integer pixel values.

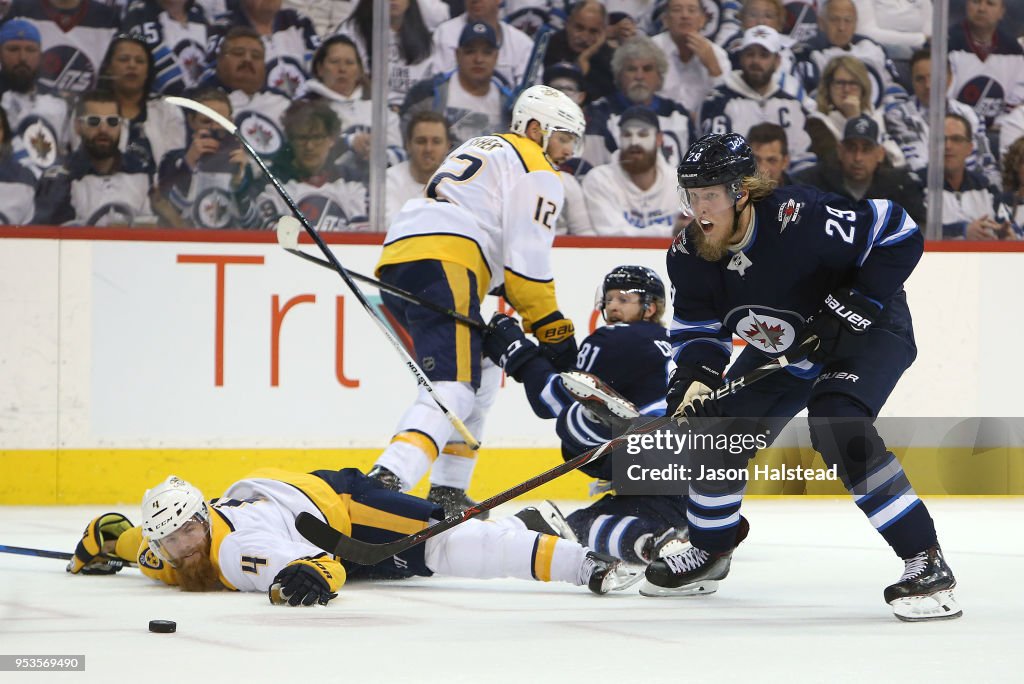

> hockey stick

[
  {"left": 295, "top": 337, "right": 818, "bottom": 565},
  {"left": 165, "top": 96, "right": 481, "bottom": 450},
  {"left": 275, "top": 216, "right": 488, "bottom": 332},
  {"left": 0, "top": 544, "right": 138, "bottom": 569}
]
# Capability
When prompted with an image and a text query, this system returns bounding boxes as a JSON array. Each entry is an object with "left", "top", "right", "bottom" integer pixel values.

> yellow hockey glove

[{"left": 66, "top": 512, "right": 134, "bottom": 575}]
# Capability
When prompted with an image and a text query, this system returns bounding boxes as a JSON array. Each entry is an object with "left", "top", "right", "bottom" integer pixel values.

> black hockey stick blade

[
  {"left": 0, "top": 544, "right": 137, "bottom": 568},
  {"left": 296, "top": 336, "right": 818, "bottom": 565}
]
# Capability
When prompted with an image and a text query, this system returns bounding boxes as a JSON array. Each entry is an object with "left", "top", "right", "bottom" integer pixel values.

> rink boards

[{"left": 1, "top": 230, "right": 1021, "bottom": 503}]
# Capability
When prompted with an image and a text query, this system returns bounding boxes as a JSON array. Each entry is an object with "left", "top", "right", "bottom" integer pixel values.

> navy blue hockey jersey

[{"left": 666, "top": 185, "right": 922, "bottom": 380}]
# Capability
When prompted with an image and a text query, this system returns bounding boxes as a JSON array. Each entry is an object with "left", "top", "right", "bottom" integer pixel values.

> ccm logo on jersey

[{"left": 825, "top": 294, "right": 874, "bottom": 332}]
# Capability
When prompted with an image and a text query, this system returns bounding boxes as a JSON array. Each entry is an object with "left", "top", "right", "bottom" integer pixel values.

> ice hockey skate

[
  {"left": 367, "top": 465, "right": 402, "bottom": 492},
  {"left": 884, "top": 545, "right": 962, "bottom": 622},
  {"left": 428, "top": 485, "right": 489, "bottom": 520},
  {"left": 580, "top": 551, "right": 643, "bottom": 595},
  {"left": 639, "top": 516, "right": 749, "bottom": 596},
  {"left": 559, "top": 371, "right": 640, "bottom": 432},
  {"left": 637, "top": 526, "right": 690, "bottom": 564},
  {"left": 515, "top": 501, "right": 578, "bottom": 542}
]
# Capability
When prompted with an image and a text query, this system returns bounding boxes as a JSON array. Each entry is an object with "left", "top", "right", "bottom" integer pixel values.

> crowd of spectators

[{"left": 2, "top": 0, "right": 1023, "bottom": 240}]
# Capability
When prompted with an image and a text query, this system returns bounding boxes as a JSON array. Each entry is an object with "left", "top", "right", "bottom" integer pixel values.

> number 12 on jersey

[{"left": 533, "top": 196, "right": 557, "bottom": 230}]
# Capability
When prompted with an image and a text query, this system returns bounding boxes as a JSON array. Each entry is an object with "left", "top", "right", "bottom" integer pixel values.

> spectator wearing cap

[
  {"left": 430, "top": 0, "right": 534, "bottom": 88},
  {"left": 582, "top": 35, "right": 696, "bottom": 170},
  {"left": 0, "top": 18, "right": 71, "bottom": 178},
  {"left": 809, "top": 55, "right": 904, "bottom": 168},
  {"left": 699, "top": 25, "right": 818, "bottom": 172},
  {"left": 580, "top": 106, "right": 685, "bottom": 236},
  {"left": 792, "top": 0, "right": 908, "bottom": 113},
  {"left": 33, "top": 90, "right": 154, "bottom": 227},
  {"left": 651, "top": 0, "right": 731, "bottom": 114},
  {"left": 935, "top": 111, "right": 1020, "bottom": 241},
  {"left": 400, "top": 21, "right": 513, "bottom": 148},
  {"left": 885, "top": 49, "right": 1000, "bottom": 187},
  {"left": 542, "top": 1, "right": 616, "bottom": 104},
  {"left": 795, "top": 114, "right": 925, "bottom": 225},
  {"left": 1, "top": 0, "right": 120, "bottom": 96},
  {"left": 544, "top": 61, "right": 587, "bottom": 108},
  {"left": 718, "top": 0, "right": 808, "bottom": 102},
  {"left": 947, "top": 0, "right": 1024, "bottom": 130},
  {"left": 746, "top": 122, "right": 794, "bottom": 186}
]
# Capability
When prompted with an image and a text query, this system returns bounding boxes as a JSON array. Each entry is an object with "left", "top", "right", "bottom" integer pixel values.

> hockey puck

[{"left": 148, "top": 620, "right": 176, "bottom": 633}]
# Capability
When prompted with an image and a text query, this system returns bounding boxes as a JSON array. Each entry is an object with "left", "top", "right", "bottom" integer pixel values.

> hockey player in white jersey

[
  {"left": 368, "top": 85, "right": 585, "bottom": 519},
  {"left": 66, "top": 469, "right": 641, "bottom": 602}
]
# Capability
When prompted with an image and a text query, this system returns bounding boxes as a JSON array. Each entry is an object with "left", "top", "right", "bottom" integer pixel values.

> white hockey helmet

[
  {"left": 141, "top": 475, "right": 210, "bottom": 564},
  {"left": 510, "top": 85, "right": 586, "bottom": 159}
]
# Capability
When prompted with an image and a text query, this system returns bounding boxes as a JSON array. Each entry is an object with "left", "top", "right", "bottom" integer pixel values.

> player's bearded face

[
  {"left": 683, "top": 184, "right": 743, "bottom": 261},
  {"left": 176, "top": 541, "right": 221, "bottom": 592}
]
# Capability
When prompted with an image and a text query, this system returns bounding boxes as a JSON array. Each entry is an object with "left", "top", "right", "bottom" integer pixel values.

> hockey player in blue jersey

[
  {"left": 640, "top": 132, "right": 961, "bottom": 622},
  {"left": 483, "top": 266, "right": 720, "bottom": 565}
]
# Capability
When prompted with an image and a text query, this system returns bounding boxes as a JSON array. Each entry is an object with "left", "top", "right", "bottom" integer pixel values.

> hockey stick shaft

[
  {"left": 0, "top": 544, "right": 138, "bottom": 568},
  {"left": 276, "top": 218, "right": 487, "bottom": 331},
  {"left": 295, "top": 337, "right": 818, "bottom": 565},
  {"left": 165, "top": 96, "right": 481, "bottom": 450}
]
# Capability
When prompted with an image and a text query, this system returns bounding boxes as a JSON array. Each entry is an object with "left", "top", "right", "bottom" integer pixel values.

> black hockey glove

[
  {"left": 482, "top": 314, "right": 541, "bottom": 381},
  {"left": 665, "top": 363, "right": 724, "bottom": 420},
  {"left": 797, "top": 289, "right": 881, "bottom": 364},
  {"left": 269, "top": 559, "right": 341, "bottom": 606},
  {"left": 532, "top": 311, "right": 577, "bottom": 372}
]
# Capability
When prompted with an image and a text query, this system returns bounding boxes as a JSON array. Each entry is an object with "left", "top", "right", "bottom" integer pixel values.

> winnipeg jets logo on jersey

[
  {"left": 956, "top": 76, "right": 1007, "bottom": 123},
  {"left": 18, "top": 118, "right": 60, "bottom": 171},
  {"left": 267, "top": 57, "right": 307, "bottom": 98},
  {"left": 727, "top": 307, "right": 802, "bottom": 355},
  {"left": 237, "top": 112, "right": 284, "bottom": 156},
  {"left": 40, "top": 45, "right": 96, "bottom": 93},
  {"left": 174, "top": 39, "right": 207, "bottom": 86},
  {"left": 196, "top": 187, "right": 236, "bottom": 229}
]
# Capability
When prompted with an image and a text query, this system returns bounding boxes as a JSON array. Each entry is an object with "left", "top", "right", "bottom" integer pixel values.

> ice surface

[{"left": 1, "top": 499, "right": 1021, "bottom": 683}]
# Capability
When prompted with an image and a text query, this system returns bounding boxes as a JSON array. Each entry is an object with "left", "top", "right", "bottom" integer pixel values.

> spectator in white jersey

[
  {"left": 400, "top": 21, "right": 513, "bottom": 148},
  {"left": 430, "top": 0, "right": 535, "bottom": 87},
  {"left": 98, "top": 35, "right": 187, "bottom": 174},
  {"left": 297, "top": 34, "right": 405, "bottom": 187},
  {"left": 0, "top": 0, "right": 120, "bottom": 95},
  {"left": 938, "top": 112, "right": 1019, "bottom": 241},
  {"left": 200, "top": 26, "right": 292, "bottom": 158},
  {"left": 947, "top": 0, "right": 1024, "bottom": 130},
  {"left": 333, "top": 0, "right": 437, "bottom": 110},
  {"left": 542, "top": 1, "right": 617, "bottom": 105},
  {"left": 718, "top": 0, "right": 807, "bottom": 101},
  {"left": 699, "top": 25, "right": 818, "bottom": 172},
  {"left": 157, "top": 88, "right": 250, "bottom": 228},
  {"left": 285, "top": 0, "right": 355, "bottom": 37},
  {"left": 746, "top": 121, "right": 793, "bottom": 185},
  {"left": 121, "top": 0, "right": 211, "bottom": 96},
  {"left": 884, "top": 49, "right": 1001, "bottom": 187},
  {"left": 209, "top": 0, "right": 321, "bottom": 98},
  {"left": 384, "top": 110, "right": 451, "bottom": 226},
  {"left": 0, "top": 104, "right": 39, "bottom": 225},
  {"left": 999, "top": 137, "right": 1024, "bottom": 227},
  {"left": 239, "top": 100, "right": 368, "bottom": 231},
  {"left": 33, "top": 90, "right": 155, "bottom": 226},
  {"left": 651, "top": 0, "right": 731, "bottom": 115},
  {"left": 809, "top": 55, "right": 904, "bottom": 168},
  {"left": 582, "top": 35, "right": 697, "bottom": 170},
  {"left": 0, "top": 19, "right": 71, "bottom": 178},
  {"left": 581, "top": 106, "right": 686, "bottom": 236},
  {"left": 1000, "top": 104, "right": 1024, "bottom": 158},
  {"left": 792, "top": 0, "right": 908, "bottom": 113}
]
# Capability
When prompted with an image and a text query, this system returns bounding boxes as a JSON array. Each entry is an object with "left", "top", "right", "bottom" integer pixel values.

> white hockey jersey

[
  {"left": 379, "top": 133, "right": 565, "bottom": 329},
  {"left": 1, "top": 89, "right": 70, "bottom": 178},
  {"left": 948, "top": 25, "right": 1024, "bottom": 127},
  {"left": 0, "top": 155, "right": 37, "bottom": 225},
  {"left": 580, "top": 157, "right": 681, "bottom": 236},
  {"left": 229, "top": 89, "right": 292, "bottom": 158},
  {"left": 247, "top": 173, "right": 368, "bottom": 232}
]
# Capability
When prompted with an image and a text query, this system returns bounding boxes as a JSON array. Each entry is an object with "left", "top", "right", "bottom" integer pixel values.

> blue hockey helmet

[
  {"left": 601, "top": 265, "right": 665, "bottom": 309},
  {"left": 676, "top": 133, "right": 757, "bottom": 200}
]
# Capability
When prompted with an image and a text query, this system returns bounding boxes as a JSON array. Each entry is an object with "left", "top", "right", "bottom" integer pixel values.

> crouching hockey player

[
  {"left": 66, "top": 468, "right": 642, "bottom": 603},
  {"left": 483, "top": 266, "right": 748, "bottom": 565},
  {"left": 642, "top": 132, "right": 960, "bottom": 621}
]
